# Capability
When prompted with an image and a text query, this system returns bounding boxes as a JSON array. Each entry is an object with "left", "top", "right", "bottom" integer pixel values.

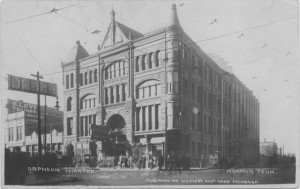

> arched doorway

[{"left": 106, "top": 114, "right": 128, "bottom": 156}]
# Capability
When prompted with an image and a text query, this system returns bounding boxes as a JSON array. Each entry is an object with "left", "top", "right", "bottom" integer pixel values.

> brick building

[
  {"left": 61, "top": 5, "right": 259, "bottom": 166},
  {"left": 5, "top": 99, "right": 63, "bottom": 156}
]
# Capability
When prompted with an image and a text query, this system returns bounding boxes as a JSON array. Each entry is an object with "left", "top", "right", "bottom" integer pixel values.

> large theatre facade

[{"left": 62, "top": 5, "right": 260, "bottom": 166}]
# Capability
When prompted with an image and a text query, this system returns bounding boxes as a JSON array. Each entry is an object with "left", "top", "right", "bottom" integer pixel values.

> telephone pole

[{"left": 31, "top": 71, "right": 43, "bottom": 164}]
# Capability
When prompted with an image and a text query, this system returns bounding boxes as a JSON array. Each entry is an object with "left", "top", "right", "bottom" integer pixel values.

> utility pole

[
  {"left": 31, "top": 71, "right": 43, "bottom": 164},
  {"left": 44, "top": 95, "right": 47, "bottom": 154}
]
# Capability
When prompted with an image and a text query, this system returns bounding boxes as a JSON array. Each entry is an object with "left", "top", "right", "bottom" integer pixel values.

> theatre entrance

[{"left": 105, "top": 114, "right": 128, "bottom": 156}]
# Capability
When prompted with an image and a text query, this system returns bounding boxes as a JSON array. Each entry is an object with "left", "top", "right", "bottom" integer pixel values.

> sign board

[
  {"left": 209, "top": 153, "right": 219, "bottom": 164},
  {"left": 7, "top": 99, "right": 37, "bottom": 114},
  {"left": 25, "top": 112, "right": 44, "bottom": 124},
  {"left": 8, "top": 74, "right": 57, "bottom": 97}
]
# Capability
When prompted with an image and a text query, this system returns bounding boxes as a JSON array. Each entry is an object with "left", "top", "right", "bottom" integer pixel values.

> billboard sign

[
  {"left": 25, "top": 112, "right": 44, "bottom": 124},
  {"left": 7, "top": 99, "right": 37, "bottom": 114},
  {"left": 8, "top": 74, "right": 57, "bottom": 97}
]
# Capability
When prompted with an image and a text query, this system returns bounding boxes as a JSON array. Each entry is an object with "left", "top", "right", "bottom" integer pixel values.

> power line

[
  {"left": 43, "top": 15, "right": 297, "bottom": 76},
  {"left": 6, "top": 4, "right": 76, "bottom": 24}
]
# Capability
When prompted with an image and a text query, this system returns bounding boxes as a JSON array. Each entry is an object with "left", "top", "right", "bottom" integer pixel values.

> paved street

[{"left": 26, "top": 167, "right": 295, "bottom": 186}]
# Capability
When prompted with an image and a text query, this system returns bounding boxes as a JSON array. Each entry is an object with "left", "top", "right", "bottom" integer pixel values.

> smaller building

[
  {"left": 5, "top": 99, "right": 63, "bottom": 156},
  {"left": 260, "top": 139, "right": 278, "bottom": 157}
]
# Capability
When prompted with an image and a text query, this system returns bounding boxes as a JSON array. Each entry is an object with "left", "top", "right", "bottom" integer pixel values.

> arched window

[
  {"left": 136, "top": 80, "right": 161, "bottom": 99},
  {"left": 80, "top": 73, "right": 83, "bottom": 86},
  {"left": 80, "top": 94, "right": 97, "bottom": 110},
  {"left": 135, "top": 57, "right": 139, "bottom": 72},
  {"left": 67, "top": 97, "right": 72, "bottom": 111},
  {"left": 142, "top": 55, "right": 146, "bottom": 71},
  {"left": 149, "top": 53, "right": 153, "bottom": 69},
  {"left": 155, "top": 51, "right": 160, "bottom": 67},
  {"left": 89, "top": 71, "right": 93, "bottom": 84},
  {"left": 94, "top": 69, "right": 97, "bottom": 82},
  {"left": 84, "top": 72, "right": 88, "bottom": 85}
]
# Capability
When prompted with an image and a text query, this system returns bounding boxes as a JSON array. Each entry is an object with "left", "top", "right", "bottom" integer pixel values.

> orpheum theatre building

[{"left": 62, "top": 5, "right": 260, "bottom": 167}]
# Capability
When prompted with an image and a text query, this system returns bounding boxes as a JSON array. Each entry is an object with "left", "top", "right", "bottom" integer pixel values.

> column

[
  {"left": 145, "top": 106, "right": 149, "bottom": 130},
  {"left": 140, "top": 106, "right": 143, "bottom": 131},
  {"left": 151, "top": 105, "right": 155, "bottom": 130}
]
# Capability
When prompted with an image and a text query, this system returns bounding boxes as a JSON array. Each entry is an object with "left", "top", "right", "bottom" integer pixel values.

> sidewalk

[{"left": 25, "top": 173, "right": 78, "bottom": 185}]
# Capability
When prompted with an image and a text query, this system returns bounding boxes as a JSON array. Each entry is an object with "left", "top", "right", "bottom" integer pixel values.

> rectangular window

[
  {"left": 80, "top": 117, "right": 84, "bottom": 137},
  {"left": 9, "top": 127, "right": 14, "bottom": 141},
  {"left": 17, "top": 126, "right": 22, "bottom": 141},
  {"left": 85, "top": 116, "right": 89, "bottom": 136},
  {"left": 136, "top": 107, "right": 140, "bottom": 131},
  {"left": 66, "top": 74, "right": 69, "bottom": 89},
  {"left": 67, "top": 118, "right": 73, "bottom": 136},
  {"left": 155, "top": 104, "right": 160, "bottom": 130},
  {"left": 148, "top": 105, "right": 152, "bottom": 130},
  {"left": 70, "top": 73, "right": 74, "bottom": 88}
]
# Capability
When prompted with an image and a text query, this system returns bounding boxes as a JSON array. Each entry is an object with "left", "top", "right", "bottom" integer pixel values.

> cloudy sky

[{"left": 1, "top": 0, "right": 299, "bottom": 154}]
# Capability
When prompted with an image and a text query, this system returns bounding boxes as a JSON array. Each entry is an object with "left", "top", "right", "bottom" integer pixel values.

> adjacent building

[
  {"left": 61, "top": 4, "right": 260, "bottom": 166},
  {"left": 5, "top": 99, "right": 63, "bottom": 156}
]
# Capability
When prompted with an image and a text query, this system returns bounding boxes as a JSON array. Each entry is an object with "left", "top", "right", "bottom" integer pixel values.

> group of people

[{"left": 114, "top": 154, "right": 134, "bottom": 169}]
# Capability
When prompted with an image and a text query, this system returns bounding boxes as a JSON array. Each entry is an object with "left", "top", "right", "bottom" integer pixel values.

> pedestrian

[
  {"left": 129, "top": 155, "right": 133, "bottom": 169},
  {"left": 158, "top": 155, "right": 164, "bottom": 170},
  {"left": 142, "top": 154, "right": 146, "bottom": 169},
  {"left": 166, "top": 155, "right": 170, "bottom": 170},
  {"left": 149, "top": 156, "right": 153, "bottom": 169}
]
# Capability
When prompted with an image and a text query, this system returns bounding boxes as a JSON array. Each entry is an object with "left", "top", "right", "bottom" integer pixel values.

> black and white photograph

[{"left": 0, "top": 0, "right": 298, "bottom": 188}]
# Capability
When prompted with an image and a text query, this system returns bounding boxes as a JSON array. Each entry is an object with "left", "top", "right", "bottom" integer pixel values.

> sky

[{"left": 0, "top": 0, "right": 299, "bottom": 155}]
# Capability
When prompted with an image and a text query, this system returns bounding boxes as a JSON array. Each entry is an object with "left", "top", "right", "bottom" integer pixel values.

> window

[
  {"left": 198, "top": 58, "right": 203, "bottom": 77},
  {"left": 80, "top": 94, "right": 97, "bottom": 109},
  {"left": 136, "top": 80, "right": 161, "bottom": 99},
  {"left": 155, "top": 51, "right": 160, "bottom": 67},
  {"left": 149, "top": 53, "right": 153, "bottom": 69},
  {"left": 70, "top": 73, "right": 74, "bottom": 88},
  {"left": 66, "top": 75, "right": 69, "bottom": 89},
  {"left": 17, "top": 126, "right": 22, "bottom": 141},
  {"left": 84, "top": 72, "right": 88, "bottom": 85},
  {"left": 89, "top": 71, "right": 93, "bottom": 84},
  {"left": 198, "top": 87, "right": 201, "bottom": 102},
  {"left": 94, "top": 69, "right": 97, "bottom": 82},
  {"left": 142, "top": 55, "right": 146, "bottom": 70},
  {"left": 67, "top": 97, "right": 72, "bottom": 111},
  {"left": 135, "top": 56, "right": 139, "bottom": 72},
  {"left": 80, "top": 73, "right": 83, "bottom": 86},
  {"left": 9, "top": 127, "right": 14, "bottom": 141},
  {"left": 67, "top": 118, "right": 73, "bottom": 136}
]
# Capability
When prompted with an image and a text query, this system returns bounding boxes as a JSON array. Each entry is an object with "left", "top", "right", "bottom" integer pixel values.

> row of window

[
  {"left": 80, "top": 69, "right": 98, "bottom": 86},
  {"left": 8, "top": 127, "right": 23, "bottom": 142},
  {"left": 135, "top": 51, "right": 160, "bottom": 72},
  {"left": 135, "top": 104, "right": 161, "bottom": 131},
  {"left": 79, "top": 114, "right": 96, "bottom": 137},
  {"left": 105, "top": 61, "right": 128, "bottom": 80},
  {"left": 104, "top": 84, "right": 126, "bottom": 104},
  {"left": 189, "top": 140, "right": 220, "bottom": 157},
  {"left": 65, "top": 69, "right": 98, "bottom": 89},
  {"left": 136, "top": 80, "right": 161, "bottom": 99},
  {"left": 67, "top": 95, "right": 97, "bottom": 112}
]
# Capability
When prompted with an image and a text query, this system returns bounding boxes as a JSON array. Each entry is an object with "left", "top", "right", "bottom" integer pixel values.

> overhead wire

[
  {"left": 43, "top": 15, "right": 297, "bottom": 76},
  {"left": 5, "top": 4, "right": 76, "bottom": 24}
]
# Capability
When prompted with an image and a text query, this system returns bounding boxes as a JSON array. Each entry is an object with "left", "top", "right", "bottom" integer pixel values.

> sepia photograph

[{"left": 0, "top": 0, "right": 299, "bottom": 188}]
